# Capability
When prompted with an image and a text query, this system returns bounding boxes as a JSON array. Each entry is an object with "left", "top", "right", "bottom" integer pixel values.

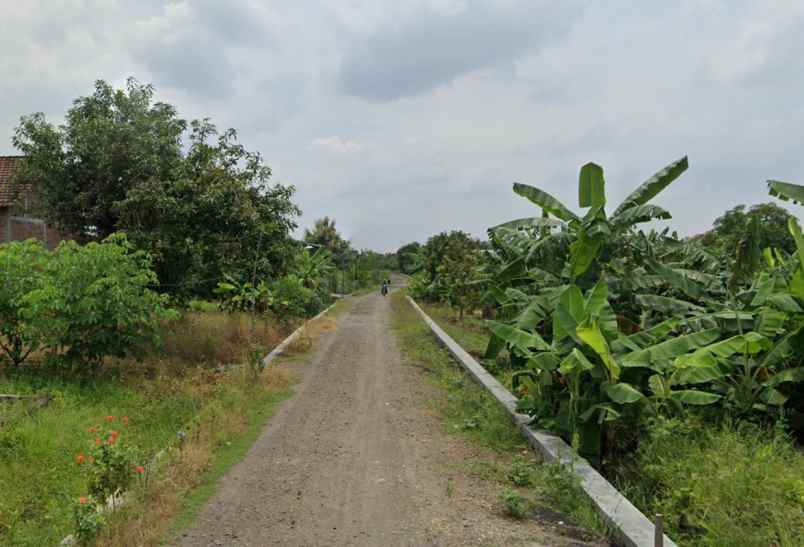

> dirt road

[{"left": 176, "top": 289, "right": 590, "bottom": 547}]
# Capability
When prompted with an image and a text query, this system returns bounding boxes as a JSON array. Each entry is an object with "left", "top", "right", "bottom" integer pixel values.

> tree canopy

[
  {"left": 12, "top": 79, "right": 300, "bottom": 298},
  {"left": 303, "top": 217, "right": 353, "bottom": 268}
]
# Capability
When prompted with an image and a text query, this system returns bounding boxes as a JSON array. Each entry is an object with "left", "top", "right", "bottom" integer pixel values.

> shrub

[
  {"left": 499, "top": 488, "right": 532, "bottom": 519},
  {"left": 620, "top": 417, "right": 804, "bottom": 545},
  {"left": 22, "top": 234, "right": 176, "bottom": 368},
  {"left": 269, "top": 274, "right": 316, "bottom": 322},
  {"left": 79, "top": 418, "right": 142, "bottom": 500},
  {"left": 0, "top": 240, "right": 49, "bottom": 366}
]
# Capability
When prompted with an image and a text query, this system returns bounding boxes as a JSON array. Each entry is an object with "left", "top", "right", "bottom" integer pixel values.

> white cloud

[{"left": 0, "top": 0, "right": 802, "bottom": 251}]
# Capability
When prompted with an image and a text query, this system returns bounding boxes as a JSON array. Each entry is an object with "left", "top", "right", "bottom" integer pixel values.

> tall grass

[
  {"left": 158, "top": 311, "right": 288, "bottom": 367},
  {"left": 614, "top": 418, "right": 804, "bottom": 546}
]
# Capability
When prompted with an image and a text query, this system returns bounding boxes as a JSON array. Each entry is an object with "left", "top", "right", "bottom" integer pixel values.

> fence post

[{"left": 654, "top": 514, "right": 664, "bottom": 547}]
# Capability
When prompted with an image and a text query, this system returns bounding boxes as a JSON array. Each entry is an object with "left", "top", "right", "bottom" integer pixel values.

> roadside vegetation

[
  {"left": 402, "top": 162, "right": 804, "bottom": 545},
  {"left": 0, "top": 78, "right": 394, "bottom": 546},
  {"left": 389, "top": 291, "right": 610, "bottom": 542}
]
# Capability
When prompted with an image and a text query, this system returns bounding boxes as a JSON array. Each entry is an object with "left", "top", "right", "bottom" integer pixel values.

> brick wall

[
  {"left": 0, "top": 208, "right": 6, "bottom": 243},
  {"left": 0, "top": 209, "right": 71, "bottom": 249}
]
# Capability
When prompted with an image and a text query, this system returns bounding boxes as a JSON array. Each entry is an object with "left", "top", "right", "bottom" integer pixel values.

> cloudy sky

[{"left": 2, "top": 0, "right": 803, "bottom": 251}]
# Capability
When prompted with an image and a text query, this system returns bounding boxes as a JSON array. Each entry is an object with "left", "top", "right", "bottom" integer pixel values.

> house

[{"left": 0, "top": 156, "right": 68, "bottom": 249}]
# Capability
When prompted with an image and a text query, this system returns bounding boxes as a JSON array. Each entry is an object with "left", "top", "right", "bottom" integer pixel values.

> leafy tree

[
  {"left": 22, "top": 234, "right": 175, "bottom": 368},
  {"left": 436, "top": 238, "right": 484, "bottom": 320},
  {"left": 0, "top": 241, "right": 49, "bottom": 366},
  {"left": 701, "top": 202, "right": 797, "bottom": 257},
  {"left": 114, "top": 120, "right": 299, "bottom": 298},
  {"left": 13, "top": 79, "right": 185, "bottom": 239},
  {"left": 303, "top": 217, "right": 353, "bottom": 268},
  {"left": 13, "top": 80, "right": 300, "bottom": 298},
  {"left": 396, "top": 242, "right": 422, "bottom": 274}
]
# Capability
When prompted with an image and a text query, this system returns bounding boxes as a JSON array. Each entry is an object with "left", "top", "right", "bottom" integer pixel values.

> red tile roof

[{"left": 0, "top": 156, "right": 24, "bottom": 207}]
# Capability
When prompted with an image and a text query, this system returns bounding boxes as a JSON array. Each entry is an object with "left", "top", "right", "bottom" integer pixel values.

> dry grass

[
  {"left": 282, "top": 316, "right": 338, "bottom": 356},
  {"left": 159, "top": 311, "right": 288, "bottom": 367}
]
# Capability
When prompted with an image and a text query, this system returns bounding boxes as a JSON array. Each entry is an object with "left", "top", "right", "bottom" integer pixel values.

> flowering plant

[{"left": 76, "top": 416, "right": 143, "bottom": 502}]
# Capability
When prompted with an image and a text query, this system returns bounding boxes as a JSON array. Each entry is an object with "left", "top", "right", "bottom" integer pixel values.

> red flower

[
  {"left": 110, "top": 430, "right": 119, "bottom": 439},
  {"left": 76, "top": 453, "right": 85, "bottom": 465},
  {"left": 121, "top": 416, "right": 129, "bottom": 425},
  {"left": 79, "top": 496, "right": 88, "bottom": 505},
  {"left": 107, "top": 436, "right": 116, "bottom": 445},
  {"left": 135, "top": 466, "right": 145, "bottom": 474},
  {"left": 88, "top": 426, "right": 98, "bottom": 434},
  {"left": 105, "top": 415, "right": 115, "bottom": 423},
  {"left": 95, "top": 438, "right": 102, "bottom": 446}
]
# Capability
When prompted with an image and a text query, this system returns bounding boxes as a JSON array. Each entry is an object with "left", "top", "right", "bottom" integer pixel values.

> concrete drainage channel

[
  {"left": 406, "top": 296, "right": 676, "bottom": 547},
  {"left": 59, "top": 300, "right": 340, "bottom": 546}
]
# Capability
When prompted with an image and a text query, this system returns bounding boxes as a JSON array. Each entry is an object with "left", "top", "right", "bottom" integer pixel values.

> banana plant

[{"left": 214, "top": 274, "right": 272, "bottom": 313}]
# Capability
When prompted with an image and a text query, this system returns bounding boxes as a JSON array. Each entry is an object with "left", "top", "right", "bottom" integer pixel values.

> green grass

[
  {"left": 390, "top": 292, "right": 609, "bottom": 537},
  {"left": 0, "top": 368, "right": 202, "bottom": 546}
]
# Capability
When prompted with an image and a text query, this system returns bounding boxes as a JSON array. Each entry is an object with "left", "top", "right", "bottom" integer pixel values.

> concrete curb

[
  {"left": 59, "top": 301, "right": 340, "bottom": 546},
  {"left": 406, "top": 296, "right": 677, "bottom": 547},
  {"left": 262, "top": 301, "right": 338, "bottom": 366}
]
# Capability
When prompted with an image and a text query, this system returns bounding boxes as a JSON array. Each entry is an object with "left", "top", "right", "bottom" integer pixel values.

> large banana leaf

[
  {"left": 675, "top": 332, "right": 771, "bottom": 369},
  {"left": 766, "top": 293, "right": 802, "bottom": 313},
  {"left": 605, "top": 382, "right": 645, "bottom": 404},
  {"left": 765, "top": 367, "right": 804, "bottom": 388},
  {"left": 553, "top": 285, "right": 585, "bottom": 342},
  {"left": 760, "top": 326, "right": 804, "bottom": 369},
  {"left": 513, "top": 183, "right": 579, "bottom": 223},
  {"left": 670, "top": 389, "right": 721, "bottom": 405},
  {"left": 751, "top": 272, "right": 775, "bottom": 306},
  {"left": 610, "top": 318, "right": 679, "bottom": 353},
  {"left": 558, "top": 348, "right": 595, "bottom": 374},
  {"left": 486, "top": 320, "right": 551, "bottom": 352},
  {"left": 635, "top": 294, "right": 705, "bottom": 315},
  {"left": 622, "top": 328, "right": 721, "bottom": 368},
  {"left": 612, "top": 156, "right": 689, "bottom": 217},
  {"left": 584, "top": 280, "right": 619, "bottom": 337},
  {"left": 490, "top": 216, "right": 564, "bottom": 232},
  {"left": 515, "top": 295, "right": 550, "bottom": 330},
  {"left": 569, "top": 229, "right": 603, "bottom": 279},
  {"left": 577, "top": 318, "right": 620, "bottom": 381},
  {"left": 529, "top": 352, "right": 561, "bottom": 372},
  {"left": 768, "top": 180, "right": 804, "bottom": 205},
  {"left": 756, "top": 308, "right": 788, "bottom": 337},
  {"left": 496, "top": 256, "right": 529, "bottom": 285},
  {"left": 647, "top": 259, "right": 706, "bottom": 300},
  {"left": 671, "top": 364, "right": 727, "bottom": 385},
  {"left": 578, "top": 162, "right": 606, "bottom": 208},
  {"left": 790, "top": 218, "right": 804, "bottom": 273},
  {"left": 611, "top": 204, "right": 672, "bottom": 228}
]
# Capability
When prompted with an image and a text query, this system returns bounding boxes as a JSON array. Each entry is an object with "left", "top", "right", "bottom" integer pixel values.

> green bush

[
  {"left": 27, "top": 234, "right": 176, "bottom": 367},
  {"left": 0, "top": 234, "right": 176, "bottom": 369},
  {"left": 269, "top": 274, "right": 317, "bottom": 322},
  {"left": 0, "top": 240, "right": 49, "bottom": 366}
]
